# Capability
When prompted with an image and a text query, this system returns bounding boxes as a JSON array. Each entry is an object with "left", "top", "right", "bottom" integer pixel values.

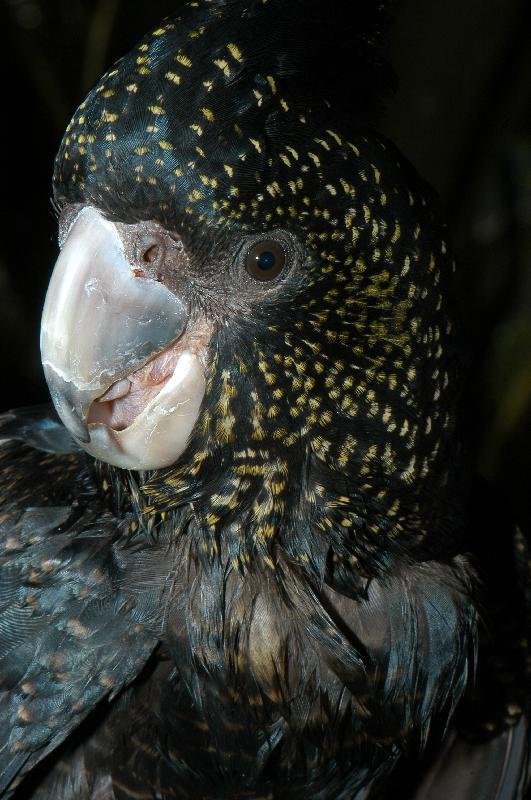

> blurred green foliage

[{"left": 1, "top": 0, "right": 529, "bottom": 526}]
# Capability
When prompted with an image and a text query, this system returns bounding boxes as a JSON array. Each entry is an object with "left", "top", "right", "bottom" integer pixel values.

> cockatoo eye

[{"left": 244, "top": 240, "right": 286, "bottom": 281}]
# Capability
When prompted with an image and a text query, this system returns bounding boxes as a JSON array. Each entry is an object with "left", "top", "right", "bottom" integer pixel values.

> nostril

[{"left": 142, "top": 244, "right": 161, "bottom": 264}]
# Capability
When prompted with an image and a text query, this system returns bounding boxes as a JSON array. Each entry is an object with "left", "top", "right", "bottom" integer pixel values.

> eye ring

[{"left": 244, "top": 239, "right": 286, "bottom": 281}]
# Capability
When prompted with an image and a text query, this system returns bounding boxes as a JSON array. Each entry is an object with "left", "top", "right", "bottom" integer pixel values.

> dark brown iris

[{"left": 245, "top": 240, "right": 286, "bottom": 281}]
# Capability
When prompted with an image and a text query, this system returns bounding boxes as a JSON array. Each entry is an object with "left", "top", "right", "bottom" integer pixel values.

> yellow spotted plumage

[{"left": 0, "top": 1, "right": 517, "bottom": 798}]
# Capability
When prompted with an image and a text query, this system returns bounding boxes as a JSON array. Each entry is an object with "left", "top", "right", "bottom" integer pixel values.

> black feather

[{"left": 2, "top": 1, "right": 530, "bottom": 797}]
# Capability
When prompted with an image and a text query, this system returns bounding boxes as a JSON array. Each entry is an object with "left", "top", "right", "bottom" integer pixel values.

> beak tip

[
  {"left": 74, "top": 428, "right": 91, "bottom": 444},
  {"left": 59, "top": 405, "right": 91, "bottom": 443},
  {"left": 43, "top": 368, "right": 92, "bottom": 444}
]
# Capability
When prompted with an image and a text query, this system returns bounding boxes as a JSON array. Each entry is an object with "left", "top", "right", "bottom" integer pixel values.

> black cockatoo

[{"left": 0, "top": 1, "right": 529, "bottom": 798}]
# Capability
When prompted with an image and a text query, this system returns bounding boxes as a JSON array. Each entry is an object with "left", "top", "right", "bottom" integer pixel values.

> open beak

[{"left": 41, "top": 206, "right": 206, "bottom": 470}]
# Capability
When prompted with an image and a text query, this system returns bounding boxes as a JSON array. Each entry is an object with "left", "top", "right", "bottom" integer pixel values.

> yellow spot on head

[
  {"left": 214, "top": 58, "right": 231, "bottom": 77},
  {"left": 326, "top": 129, "right": 343, "bottom": 145},
  {"left": 189, "top": 25, "right": 206, "bottom": 39},
  {"left": 159, "top": 140, "right": 173, "bottom": 150},
  {"left": 266, "top": 75, "right": 277, "bottom": 94},
  {"left": 201, "top": 107, "right": 215, "bottom": 122},
  {"left": 175, "top": 53, "right": 192, "bottom": 67},
  {"left": 391, "top": 222, "right": 401, "bottom": 243},
  {"left": 165, "top": 71, "right": 181, "bottom": 85},
  {"left": 227, "top": 42, "right": 244, "bottom": 62}
]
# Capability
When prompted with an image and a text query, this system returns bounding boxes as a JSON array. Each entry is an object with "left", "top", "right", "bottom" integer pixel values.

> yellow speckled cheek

[{"left": 52, "top": 0, "right": 461, "bottom": 574}]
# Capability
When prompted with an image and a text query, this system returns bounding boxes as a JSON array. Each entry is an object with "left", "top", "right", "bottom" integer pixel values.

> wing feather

[{"left": 0, "top": 408, "right": 160, "bottom": 796}]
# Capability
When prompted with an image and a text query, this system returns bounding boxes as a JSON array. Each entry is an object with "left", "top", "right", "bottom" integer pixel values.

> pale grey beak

[{"left": 40, "top": 206, "right": 206, "bottom": 470}]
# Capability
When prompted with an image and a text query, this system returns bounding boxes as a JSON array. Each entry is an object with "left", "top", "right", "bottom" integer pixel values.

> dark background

[{"left": 1, "top": 0, "right": 529, "bottom": 526}]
